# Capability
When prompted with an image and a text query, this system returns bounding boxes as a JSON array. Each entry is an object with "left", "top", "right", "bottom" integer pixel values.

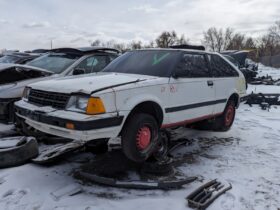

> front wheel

[{"left": 121, "top": 113, "right": 159, "bottom": 162}]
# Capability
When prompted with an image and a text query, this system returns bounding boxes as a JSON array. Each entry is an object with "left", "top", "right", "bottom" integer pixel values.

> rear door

[
  {"left": 207, "top": 54, "right": 239, "bottom": 114},
  {"left": 165, "top": 53, "right": 215, "bottom": 127}
]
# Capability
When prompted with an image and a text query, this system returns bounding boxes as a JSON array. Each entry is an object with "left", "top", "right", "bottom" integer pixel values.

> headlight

[
  {"left": 22, "top": 87, "right": 31, "bottom": 99},
  {"left": 66, "top": 96, "right": 106, "bottom": 115}
]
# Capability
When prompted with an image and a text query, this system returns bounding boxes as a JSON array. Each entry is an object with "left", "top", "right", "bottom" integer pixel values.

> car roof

[
  {"left": 132, "top": 48, "right": 216, "bottom": 55},
  {"left": 50, "top": 47, "right": 120, "bottom": 55}
]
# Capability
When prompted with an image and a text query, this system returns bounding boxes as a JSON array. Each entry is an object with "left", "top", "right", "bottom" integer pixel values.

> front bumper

[{"left": 15, "top": 100, "right": 125, "bottom": 141}]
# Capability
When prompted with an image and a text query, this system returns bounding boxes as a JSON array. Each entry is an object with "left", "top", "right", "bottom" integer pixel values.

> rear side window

[
  {"left": 177, "top": 54, "right": 210, "bottom": 78},
  {"left": 208, "top": 54, "right": 239, "bottom": 77}
]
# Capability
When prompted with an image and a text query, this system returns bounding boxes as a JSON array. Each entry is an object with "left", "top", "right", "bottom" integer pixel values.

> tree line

[{"left": 92, "top": 20, "right": 280, "bottom": 67}]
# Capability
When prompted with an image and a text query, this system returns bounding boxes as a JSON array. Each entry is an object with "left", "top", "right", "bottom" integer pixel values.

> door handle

[{"left": 207, "top": 80, "right": 214, "bottom": 86}]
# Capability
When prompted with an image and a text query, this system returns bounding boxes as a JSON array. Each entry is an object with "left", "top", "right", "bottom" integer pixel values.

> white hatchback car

[{"left": 15, "top": 48, "right": 246, "bottom": 162}]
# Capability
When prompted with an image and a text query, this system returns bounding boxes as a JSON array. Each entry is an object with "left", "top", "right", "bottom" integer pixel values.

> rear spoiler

[
  {"left": 169, "top": 44, "right": 205, "bottom": 51},
  {"left": 50, "top": 47, "right": 120, "bottom": 55}
]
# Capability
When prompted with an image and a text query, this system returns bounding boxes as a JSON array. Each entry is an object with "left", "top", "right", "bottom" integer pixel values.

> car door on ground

[
  {"left": 207, "top": 54, "right": 239, "bottom": 114},
  {"left": 166, "top": 53, "right": 215, "bottom": 126}
]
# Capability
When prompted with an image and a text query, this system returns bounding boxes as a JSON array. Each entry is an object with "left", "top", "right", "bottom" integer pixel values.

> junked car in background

[
  {"left": 0, "top": 47, "right": 119, "bottom": 122},
  {"left": 0, "top": 52, "right": 41, "bottom": 64},
  {"left": 221, "top": 50, "right": 258, "bottom": 83}
]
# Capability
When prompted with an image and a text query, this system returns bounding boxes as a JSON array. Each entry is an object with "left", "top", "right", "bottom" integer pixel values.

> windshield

[
  {"left": 102, "top": 50, "right": 180, "bottom": 77},
  {"left": 26, "top": 53, "right": 81, "bottom": 74},
  {"left": 0, "top": 55, "right": 21, "bottom": 64}
]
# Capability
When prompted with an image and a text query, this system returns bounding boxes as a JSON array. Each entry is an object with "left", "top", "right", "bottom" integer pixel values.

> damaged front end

[{"left": 0, "top": 65, "right": 53, "bottom": 122}]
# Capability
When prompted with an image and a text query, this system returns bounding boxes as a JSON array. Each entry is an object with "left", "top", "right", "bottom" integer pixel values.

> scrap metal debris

[
  {"left": 32, "top": 141, "right": 85, "bottom": 164},
  {"left": 186, "top": 179, "right": 232, "bottom": 210},
  {"left": 250, "top": 75, "right": 280, "bottom": 85},
  {"left": 245, "top": 93, "right": 280, "bottom": 109},
  {"left": 75, "top": 150, "right": 197, "bottom": 190},
  {"left": 77, "top": 171, "right": 197, "bottom": 190}
]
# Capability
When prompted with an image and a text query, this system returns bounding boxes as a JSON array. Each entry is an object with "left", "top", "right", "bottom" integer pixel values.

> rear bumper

[{"left": 15, "top": 100, "right": 125, "bottom": 141}]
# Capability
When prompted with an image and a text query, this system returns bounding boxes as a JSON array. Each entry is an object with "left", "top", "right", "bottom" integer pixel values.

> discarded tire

[
  {"left": 141, "top": 157, "right": 174, "bottom": 176},
  {"left": 0, "top": 136, "right": 39, "bottom": 168}
]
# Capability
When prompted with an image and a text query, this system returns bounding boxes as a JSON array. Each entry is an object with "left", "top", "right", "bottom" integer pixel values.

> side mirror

[{"left": 72, "top": 68, "right": 85, "bottom": 75}]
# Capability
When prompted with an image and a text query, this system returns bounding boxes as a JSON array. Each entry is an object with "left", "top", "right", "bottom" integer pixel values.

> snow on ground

[
  {"left": 248, "top": 63, "right": 280, "bottom": 94},
  {"left": 1, "top": 104, "right": 280, "bottom": 210},
  {"left": 257, "top": 63, "right": 280, "bottom": 79},
  {"left": 247, "top": 84, "right": 280, "bottom": 94},
  {"left": 0, "top": 64, "right": 280, "bottom": 210}
]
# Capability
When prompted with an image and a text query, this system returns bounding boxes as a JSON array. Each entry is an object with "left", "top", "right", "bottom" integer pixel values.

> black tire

[
  {"left": 212, "top": 100, "right": 236, "bottom": 131},
  {"left": 153, "top": 130, "right": 170, "bottom": 161},
  {"left": 0, "top": 136, "right": 39, "bottom": 168},
  {"left": 121, "top": 113, "right": 159, "bottom": 162},
  {"left": 141, "top": 157, "right": 174, "bottom": 176}
]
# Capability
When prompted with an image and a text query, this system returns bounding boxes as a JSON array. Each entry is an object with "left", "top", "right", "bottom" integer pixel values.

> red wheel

[
  {"left": 122, "top": 113, "right": 159, "bottom": 162},
  {"left": 136, "top": 126, "right": 151, "bottom": 150},
  {"left": 224, "top": 103, "right": 235, "bottom": 127},
  {"left": 211, "top": 100, "right": 236, "bottom": 131}
]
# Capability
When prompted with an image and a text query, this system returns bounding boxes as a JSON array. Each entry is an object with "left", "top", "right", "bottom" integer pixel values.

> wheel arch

[
  {"left": 119, "top": 100, "right": 164, "bottom": 136},
  {"left": 227, "top": 92, "right": 240, "bottom": 108}
]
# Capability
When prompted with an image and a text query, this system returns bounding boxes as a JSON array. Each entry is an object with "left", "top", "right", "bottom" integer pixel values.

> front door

[{"left": 164, "top": 53, "right": 215, "bottom": 127}]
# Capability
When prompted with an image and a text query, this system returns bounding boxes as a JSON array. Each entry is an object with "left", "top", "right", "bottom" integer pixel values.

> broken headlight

[
  {"left": 66, "top": 95, "right": 89, "bottom": 113},
  {"left": 22, "top": 87, "right": 31, "bottom": 100}
]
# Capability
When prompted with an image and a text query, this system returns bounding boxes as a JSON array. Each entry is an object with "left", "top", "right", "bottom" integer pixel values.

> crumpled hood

[
  {"left": 0, "top": 64, "right": 53, "bottom": 74},
  {"left": 28, "top": 73, "right": 158, "bottom": 94}
]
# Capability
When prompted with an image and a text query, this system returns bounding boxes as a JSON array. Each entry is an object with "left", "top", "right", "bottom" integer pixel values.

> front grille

[{"left": 28, "top": 89, "right": 70, "bottom": 109}]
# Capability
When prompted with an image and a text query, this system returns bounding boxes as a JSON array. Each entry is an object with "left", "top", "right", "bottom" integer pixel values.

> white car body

[{"left": 15, "top": 49, "right": 247, "bottom": 142}]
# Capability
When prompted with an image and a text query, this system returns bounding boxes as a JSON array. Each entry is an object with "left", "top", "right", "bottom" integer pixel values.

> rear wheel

[
  {"left": 212, "top": 100, "right": 236, "bottom": 131},
  {"left": 191, "top": 100, "right": 236, "bottom": 132},
  {"left": 121, "top": 113, "right": 159, "bottom": 162}
]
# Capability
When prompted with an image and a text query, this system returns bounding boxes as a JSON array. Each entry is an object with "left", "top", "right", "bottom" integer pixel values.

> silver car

[{"left": 0, "top": 47, "right": 119, "bottom": 122}]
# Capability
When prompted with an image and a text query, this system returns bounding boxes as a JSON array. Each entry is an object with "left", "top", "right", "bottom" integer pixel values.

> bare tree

[
  {"left": 91, "top": 39, "right": 101, "bottom": 46},
  {"left": 155, "top": 31, "right": 178, "bottom": 48},
  {"left": 203, "top": 27, "right": 217, "bottom": 51},
  {"left": 227, "top": 33, "right": 245, "bottom": 50},
  {"left": 177, "top": 34, "right": 189, "bottom": 45},
  {"left": 128, "top": 40, "right": 142, "bottom": 50},
  {"left": 203, "top": 27, "right": 234, "bottom": 52}
]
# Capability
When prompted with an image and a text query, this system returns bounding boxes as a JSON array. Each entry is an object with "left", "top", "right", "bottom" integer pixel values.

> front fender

[{"left": 117, "top": 92, "right": 165, "bottom": 112}]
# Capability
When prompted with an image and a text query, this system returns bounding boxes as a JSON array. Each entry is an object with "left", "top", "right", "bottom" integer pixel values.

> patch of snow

[
  {"left": 247, "top": 84, "right": 280, "bottom": 94},
  {"left": 257, "top": 63, "right": 280, "bottom": 80}
]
